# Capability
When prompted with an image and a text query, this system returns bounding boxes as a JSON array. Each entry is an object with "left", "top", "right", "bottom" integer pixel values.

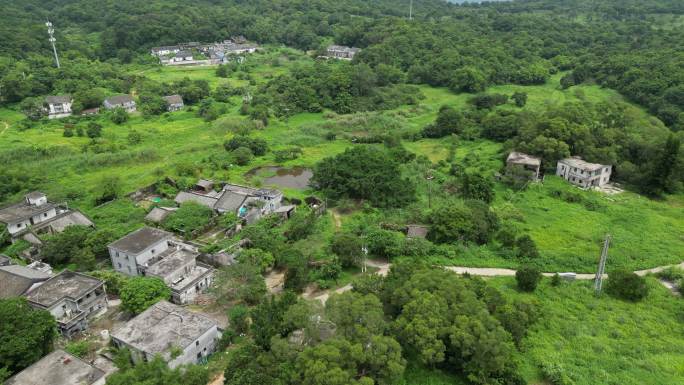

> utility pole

[
  {"left": 594, "top": 234, "right": 611, "bottom": 296},
  {"left": 426, "top": 170, "right": 434, "bottom": 209},
  {"left": 46, "top": 20, "right": 61, "bottom": 69},
  {"left": 409, "top": 0, "right": 413, "bottom": 21}
]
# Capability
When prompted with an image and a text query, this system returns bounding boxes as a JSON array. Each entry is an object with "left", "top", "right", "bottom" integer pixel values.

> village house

[
  {"left": 506, "top": 151, "right": 542, "bottom": 180},
  {"left": 150, "top": 45, "right": 181, "bottom": 57},
  {"left": 81, "top": 107, "right": 100, "bottom": 116},
  {"left": 24, "top": 271, "right": 108, "bottom": 337},
  {"left": 103, "top": 95, "right": 136, "bottom": 112},
  {"left": 5, "top": 349, "right": 106, "bottom": 385},
  {"left": 144, "top": 206, "right": 177, "bottom": 224},
  {"left": 171, "top": 50, "right": 194, "bottom": 63},
  {"left": 556, "top": 156, "right": 612, "bottom": 188},
  {"left": 0, "top": 192, "right": 94, "bottom": 243},
  {"left": 44, "top": 95, "right": 73, "bottom": 119},
  {"left": 0, "top": 264, "right": 51, "bottom": 299},
  {"left": 175, "top": 181, "right": 283, "bottom": 224},
  {"left": 107, "top": 227, "right": 213, "bottom": 304},
  {"left": 326, "top": 45, "right": 360, "bottom": 60},
  {"left": 111, "top": 301, "right": 220, "bottom": 369},
  {"left": 163, "top": 94, "right": 184, "bottom": 111}
]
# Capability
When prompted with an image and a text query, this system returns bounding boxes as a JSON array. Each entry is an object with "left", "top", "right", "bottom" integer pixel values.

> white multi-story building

[
  {"left": 45, "top": 95, "right": 73, "bottom": 119},
  {"left": 111, "top": 301, "right": 220, "bottom": 369},
  {"left": 107, "top": 227, "right": 213, "bottom": 304},
  {"left": 556, "top": 156, "right": 612, "bottom": 188}
]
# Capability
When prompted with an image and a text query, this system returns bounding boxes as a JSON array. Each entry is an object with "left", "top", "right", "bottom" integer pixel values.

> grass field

[
  {"left": 0, "top": 57, "right": 681, "bottom": 272},
  {"left": 490, "top": 276, "right": 684, "bottom": 385}
]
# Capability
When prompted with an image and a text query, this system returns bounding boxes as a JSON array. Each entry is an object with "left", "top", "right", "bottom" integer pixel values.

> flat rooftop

[
  {"left": 108, "top": 226, "right": 172, "bottom": 255},
  {"left": 146, "top": 248, "right": 198, "bottom": 278},
  {"left": 0, "top": 201, "right": 56, "bottom": 224},
  {"left": 111, "top": 300, "right": 216, "bottom": 355},
  {"left": 25, "top": 271, "right": 102, "bottom": 308},
  {"left": 559, "top": 157, "right": 608, "bottom": 171},
  {"left": 507, "top": 151, "right": 541, "bottom": 167},
  {"left": 6, "top": 349, "right": 104, "bottom": 385}
]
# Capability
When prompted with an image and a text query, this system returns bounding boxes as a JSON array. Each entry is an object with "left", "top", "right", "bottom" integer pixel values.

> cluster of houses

[
  {"left": 506, "top": 151, "right": 612, "bottom": 188},
  {"left": 43, "top": 93, "right": 185, "bottom": 119},
  {"left": 150, "top": 36, "right": 259, "bottom": 66}
]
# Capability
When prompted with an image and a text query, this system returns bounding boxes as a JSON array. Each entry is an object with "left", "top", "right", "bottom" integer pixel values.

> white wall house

[
  {"left": 45, "top": 95, "right": 73, "bottom": 119},
  {"left": 0, "top": 192, "right": 58, "bottom": 236},
  {"left": 111, "top": 301, "right": 220, "bottom": 369},
  {"left": 556, "top": 156, "right": 612, "bottom": 188},
  {"left": 104, "top": 95, "right": 136, "bottom": 112}
]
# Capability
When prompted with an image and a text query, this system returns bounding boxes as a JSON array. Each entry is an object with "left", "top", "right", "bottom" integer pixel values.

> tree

[
  {"left": 110, "top": 107, "right": 129, "bottom": 124},
  {"left": 331, "top": 232, "right": 363, "bottom": 268},
  {"left": 458, "top": 172, "right": 495, "bottom": 203},
  {"left": 516, "top": 235, "right": 540, "bottom": 259},
  {"left": 236, "top": 248, "right": 275, "bottom": 273},
  {"left": 644, "top": 134, "right": 681, "bottom": 196},
  {"left": 162, "top": 202, "right": 214, "bottom": 235},
  {"left": 95, "top": 175, "right": 122, "bottom": 205},
  {"left": 516, "top": 265, "right": 542, "bottom": 292},
  {"left": 511, "top": 92, "right": 527, "bottom": 107},
  {"left": 232, "top": 146, "right": 253, "bottom": 165},
  {"left": 228, "top": 305, "right": 250, "bottom": 334},
  {"left": 450, "top": 67, "right": 486, "bottom": 93},
  {"left": 140, "top": 94, "right": 168, "bottom": 116},
  {"left": 326, "top": 292, "right": 386, "bottom": 343},
  {"left": 224, "top": 136, "right": 268, "bottom": 156},
  {"left": 86, "top": 122, "right": 102, "bottom": 138},
  {"left": 20, "top": 97, "right": 45, "bottom": 121},
  {"left": 212, "top": 263, "right": 267, "bottom": 306},
  {"left": 0, "top": 298, "right": 57, "bottom": 375},
  {"left": 216, "top": 64, "right": 230, "bottom": 78},
  {"left": 119, "top": 277, "right": 171, "bottom": 314},
  {"left": 312, "top": 147, "right": 415, "bottom": 208},
  {"left": 40, "top": 226, "right": 93, "bottom": 268},
  {"left": 606, "top": 270, "right": 649, "bottom": 301},
  {"left": 422, "top": 106, "right": 464, "bottom": 138},
  {"left": 106, "top": 355, "right": 209, "bottom": 385},
  {"left": 250, "top": 292, "right": 298, "bottom": 350}
]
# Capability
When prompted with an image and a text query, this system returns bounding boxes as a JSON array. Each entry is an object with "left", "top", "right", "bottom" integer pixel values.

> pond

[{"left": 246, "top": 166, "right": 313, "bottom": 189}]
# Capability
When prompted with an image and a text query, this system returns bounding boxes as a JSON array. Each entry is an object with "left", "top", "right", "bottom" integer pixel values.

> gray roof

[
  {"left": 108, "top": 227, "right": 172, "bottom": 255},
  {"left": 145, "top": 207, "right": 176, "bottom": 223},
  {"left": 558, "top": 156, "right": 609, "bottom": 171},
  {"left": 0, "top": 201, "right": 56, "bottom": 224},
  {"left": 26, "top": 191, "right": 46, "bottom": 200},
  {"left": 163, "top": 94, "right": 184, "bottom": 105},
  {"left": 25, "top": 271, "right": 103, "bottom": 308},
  {"left": 5, "top": 349, "right": 105, "bottom": 385},
  {"left": 174, "top": 191, "right": 218, "bottom": 209},
  {"left": 146, "top": 249, "right": 198, "bottom": 280},
  {"left": 32, "top": 211, "right": 94, "bottom": 233},
  {"left": 111, "top": 300, "right": 216, "bottom": 355},
  {"left": 104, "top": 95, "right": 134, "bottom": 106},
  {"left": 214, "top": 191, "right": 247, "bottom": 212},
  {"left": 176, "top": 50, "right": 192, "bottom": 57},
  {"left": 0, "top": 265, "right": 51, "bottom": 299},
  {"left": 507, "top": 152, "right": 541, "bottom": 167},
  {"left": 0, "top": 254, "right": 12, "bottom": 266},
  {"left": 195, "top": 179, "right": 214, "bottom": 189},
  {"left": 45, "top": 95, "right": 72, "bottom": 105}
]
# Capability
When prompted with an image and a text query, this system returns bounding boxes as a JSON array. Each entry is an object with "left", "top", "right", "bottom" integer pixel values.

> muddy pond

[{"left": 246, "top": 166, "right": 313, "bottom": 189}]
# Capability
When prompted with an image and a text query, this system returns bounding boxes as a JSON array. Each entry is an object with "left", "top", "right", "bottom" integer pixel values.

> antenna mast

[
  {"left": 46, "top": 20, "right": 61, "bottom": 69},
  {"left": 594, "top": 234, "right": 611, "bottom": 296}
]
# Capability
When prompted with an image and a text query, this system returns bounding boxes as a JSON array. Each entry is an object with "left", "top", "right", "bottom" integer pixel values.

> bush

[
  {"left": 120, "top": 277, "right": 171, "bottom": 314},
  {"left": 606, "top": 270, "right": 649, "bottom": 301},
  {"left": 231, "top": 146, "right": 253, "bottom": 165},
  {"left": 224, "top": 135, "right": 268, "bottom": 156},
  {"left": 516, "top": 265, "right": 542, "bottom": 292},
  {"left": 110, "top": 107, "right": 129, "bottom": 124}
]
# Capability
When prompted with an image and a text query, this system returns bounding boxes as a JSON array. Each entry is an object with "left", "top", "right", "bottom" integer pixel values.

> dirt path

[
  {"left": 304, "top": 260, "right": 683, "bottom": 304},
  {"left": 0, "top": 121, "right": 8, "bottom": 136},
  {"left": 330, "top": 209, "right": 342, "bottom": 229}
]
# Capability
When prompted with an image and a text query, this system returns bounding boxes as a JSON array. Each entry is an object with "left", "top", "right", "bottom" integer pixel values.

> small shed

[{"left": 406, "top": 225, "right": 429, "bottom": 239}]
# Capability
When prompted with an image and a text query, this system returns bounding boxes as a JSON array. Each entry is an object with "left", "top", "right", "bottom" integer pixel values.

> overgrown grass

[{"left": 489, "top": 276, "right": 684, "bottom": 385}]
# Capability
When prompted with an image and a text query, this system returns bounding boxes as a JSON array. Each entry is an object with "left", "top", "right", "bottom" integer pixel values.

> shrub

[
  {"left": 606, "top": 270, "right": 649, "bottom": 301},
  {"left": 231, "top": 146, "right": 253, "bottom": 165},
  {"left": 516, "top": 265, "right": 542, "bottom": 292},
  {"left": 120, "top": 277, "right": 171, "bottom": 314}
]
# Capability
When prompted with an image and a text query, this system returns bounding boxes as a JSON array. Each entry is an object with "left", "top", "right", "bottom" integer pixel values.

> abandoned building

[
  {"left": 556, "top": 156, "right": 612, "bottom": 188},
  {"left": 506, "top": 152, "right": 542, "bottom": 180},
  {"left": 175, "top": 180, "right": 283, "bottom": 224},
  {"left": 111, "top": 301, "right": 220, "bottom": 369},
  {"left": 44, "top": 95, "right": 73, "bottom": 119},
  {"left": 162, "top": 94, "right": 184, "bottom": 111},
  {"left": 0, "top": 264, "right": 51, "bottom": 299},
  {"left": 144, "top": 207, "right": 177, "bottom": 224},
  {"left": 107, "top": 227, "right": 213, "bottom": 304},
  {"left": 150, "top": 45, "right": 181, "bottom": 56},
  {"left": 5, "top": 349, "right": 106, "bottom": 385},
  {"left": 103, "top": 95, "right": 136, "bottom": 112},
  {"left": 326, "top": 45, "right": 360, "bottom": 60},
  {"left": 24, "top": 271, "right": 108, "bottom": 337},
  {"left": 0, "top": 192, "right": 94, "bottom": 243}
]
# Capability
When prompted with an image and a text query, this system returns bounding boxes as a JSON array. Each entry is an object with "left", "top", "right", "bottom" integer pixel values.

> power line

[
  {"left": 46, "top": 20, "right": 61, "bottom": 68},
  {"left": 594, "top": 234, "right": 611, "bottom": 296}
]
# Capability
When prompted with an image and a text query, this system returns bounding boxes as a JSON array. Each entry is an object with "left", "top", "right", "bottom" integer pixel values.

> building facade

[
  {"left": 104, "top": 95, "right": 136, "bottom": 112},
  {"left": 556, "top": 157, "right": 612, "bottom": 188},
  {"left": 45, "top": 95, "right": 73, "bottom": 119}
]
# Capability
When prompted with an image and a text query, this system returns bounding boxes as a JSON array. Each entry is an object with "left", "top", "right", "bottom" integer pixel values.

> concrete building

[
  {"left": 103, "top": 95, "right": 136, "bottom": 112},
  {"left": 5, "top": 349, "right": 105, "bottom": 385},
  {"left": 108, "top": 227, "right": 213, "bottom": 304},
  {"left": 150, "top": 45, "right": 181, "bottom": 57},
  {"left": 556, "top": 156, "right": 612, "bottom": 188},
  {"left": 171, "top": 50, "right": 194, "bottom": 63},
  {"left": 175, "top": 181, "right": 283, "bottom": 224},
  {"left": 326, "top": 45, "right": 360, "bottom": 60},
  {"left": 0, "top": 264, "right": 51, "bottom": 298},
  {"left": 162, "top": 94, "right": 184, "bottom": 111},
  {"left": 506, "top": 151, "right": 542, "bottom": 180},
  {"left": 0, "top": 192, "right": 94, "bottom": 242},
  {"left": 45, "top": 95, "right": 73, "bottom": 119},
  {"left": 25, "top": 271, "right": 108, "bottom": 337},
  {"left": 111, "top": 301, "right": 220, "bottom": 368}
]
